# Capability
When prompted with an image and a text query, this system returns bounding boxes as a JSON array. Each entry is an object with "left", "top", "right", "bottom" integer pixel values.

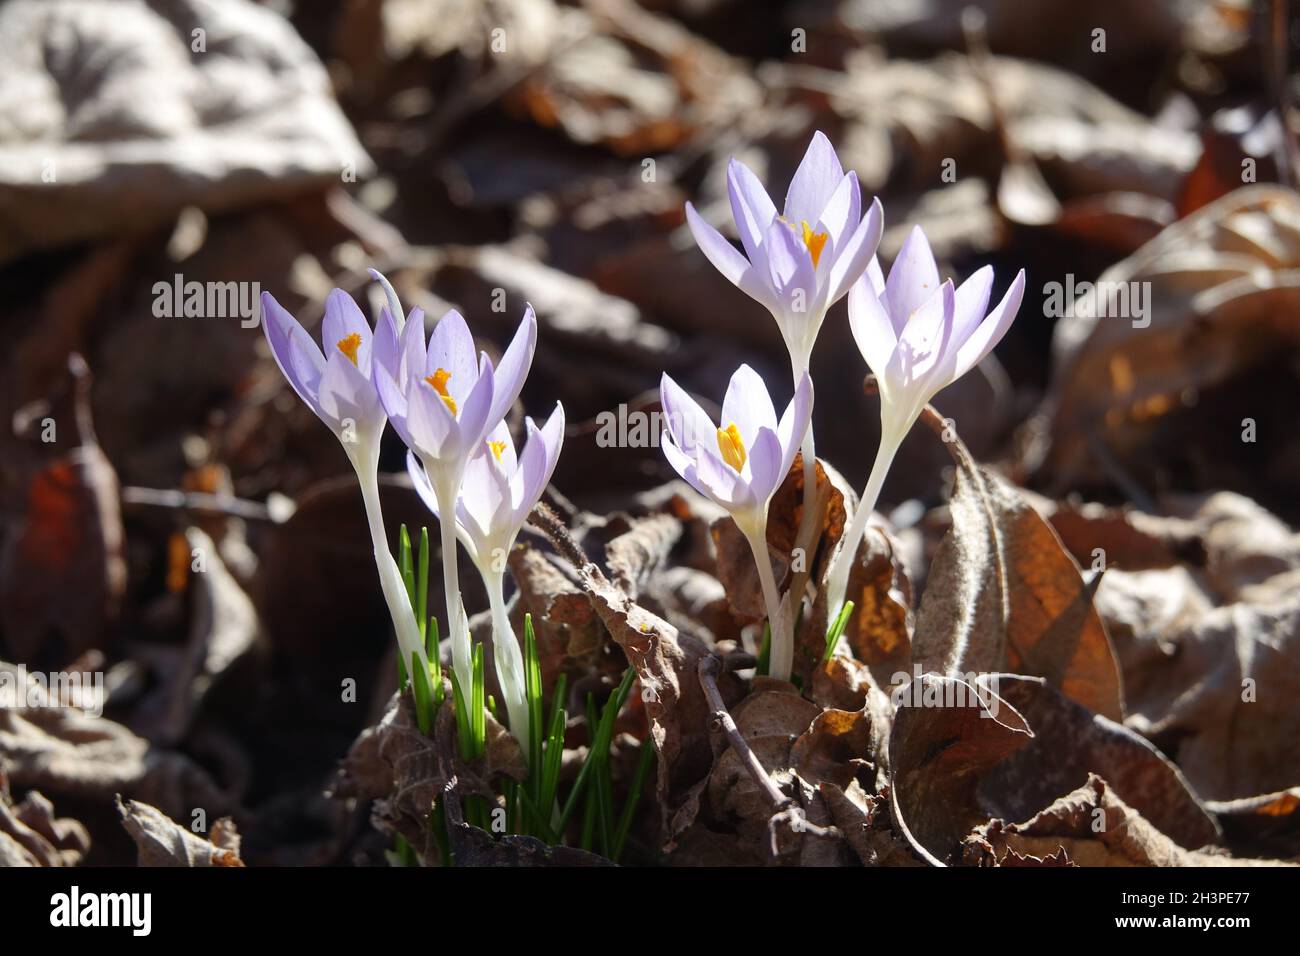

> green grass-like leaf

[
  {"left": 613, "top": 740, "right": 655, "bottom": 862},
  {"left": 821, "top": 600, "right": 855, "bottom": 664}
]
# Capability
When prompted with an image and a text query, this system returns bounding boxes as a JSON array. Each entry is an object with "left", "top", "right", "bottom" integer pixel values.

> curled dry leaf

[
  {"left": 1, "top": 359, "right": 125, "bottom": 667},
  {"left": 975, "top": 675, "right": 1220, "bottom": 850},
  {"left": 573, "top": 558, "right": 738, "bottom": 849},
  {"left": 507, "top": 0, "right": 761, "bottom": 155},
  {"left": 1038, "top": 186, "right": 1300, "bottom": 503},
  {"left": 963, "top": 776, "right": 1287, "bottom": 868},
  {"left": 888, "top": 674, "right": 1033, "bottom": 865},
  {"left": 1205, "top": 788, "right": 1300, "bottom": 860},
  {"left": 605, "top": 512, "right": 682, "bottom": 601},
  {"left": 820, "top": 782, "right": 925, "bottom": 867},
  {"left": 0, "top": 0, "right": 372, "bottom": 262},
  {"left": 335, "top": 690, "right": 525, "bottom": 861},
  {"left": 911, "top": 411, "right": 1124, "bottom": 720},
  {"left": 139, "top": 527, "right": 261, "bottom": 746},
  {"left": 0, "top": 663, "right": 235, "bottom": 823},
  {"left": 117, "top": 796, "right": 243, "bottom": 867},
  {"left": 0, "top": 772, "right": 89, "bottom": 867},
  {"left": 1115, "top": 589, "right": 1300, "bottom": 803}
]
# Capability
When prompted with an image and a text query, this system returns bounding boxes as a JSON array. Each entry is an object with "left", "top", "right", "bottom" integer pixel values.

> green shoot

[
  {"left": 757, "top": 622, "right": 771, "bottom": 677},
  {"left": 821, "top": 600, "right": 855, "bottom": 664},
  {"left": 524, "top": 614, "right": 544, "bottom": 802},
  {"left": 416, "top": 527, "right": 430, "bottom": 644},
  {"left": 410, "top": 651, "right": 433, "bottom": 734},
  {"left": 612, "top": 740, "right": 655, "bottom": 862}
]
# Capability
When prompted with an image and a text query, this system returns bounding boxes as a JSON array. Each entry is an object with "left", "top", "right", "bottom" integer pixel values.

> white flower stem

[
  {"left": 790, "top": 351, "right": 818, "bottom": 578},
  {"left": 484, "top": 568, "right": 530, "bottom": 752},
  {"left": 354, "top": 449, "right": 426, "bottom": 676},
  {"left": 740, "top": 516, "right": 792, "bottom": 682},
  {"left": 824, "top": 428, "right": 903, "bottom": 623},
  {"left": 432, "top": 476, "right": 471, "bottom": 696}
]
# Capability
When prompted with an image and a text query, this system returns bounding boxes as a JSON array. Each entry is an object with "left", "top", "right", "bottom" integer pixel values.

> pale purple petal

[
  {"left": 776, "top": 370, "right": 813, "bottom": 481},
  {"left": 783, "top": 131, "right": 845, "bottom": 225},
  {"left": 848, "top": 276, "right": 897, "bottom": 378},
  {"left": 951, "top": 266, "right": 994, "bottom": 345},
  {"left": 721, "top": 364, "right": 777, "bottom": 445},
  {"left": 661, "top": 436, "right": 715, "bottom": 505},
  {"left": 888, "top": 280, "right": 956, "bottom": 389},
  {"left": 483, "top": 418, "right": 517, "bottom": 472},
  {"left": 825, "top": 196, "right": 884, "bottom": 307},
  {"left": 814, "top": 171, "right": 861, "bottom": 253},
  {"left": 884, "top": 226, "right": 941, "bottom": 330},
  {"left": 373, "top": 307, "right": 401, "bottom": 382},
  {"left": 406, "top": 451, "right": 440, "bottom": 519},
  {"left": 660, "top": 373, "right": 716, "bottom": 455},
  {"left": 864, "top": 255, "right": 886, "bottom": 297},
  {"left": 400, "top": 307, "right": 426, "bottom": 388},
  {"left": 426, "top": 309, "right": 478, "bottom": 400},
  {"left": 407, "top": 375, "right": 459, "bottom": 459},
  {"left": 486, "top": 306, "right": 537, "bottom": 429},
  {"left": 513, "top": 402, "right": 564, "bottom": 525},
  {"left": 317, "top": 350, "right": 381, "bottom": 426},
  {"left": 744, "top": 426, "right": 784, "bottom": 504},
  {"left": 375, "top": 364, "right": 412, "bottom": 447},
  {"left": 458, "top": 442, "right": 509, "bottom": 543},
  {"left": 953, "top": 269, "right": 1025, "bottom": 379},
  {"left": 368, "top": 269, "right": 405, "bottom": 325},
  {"left": 322, "top": 289, "right": 373, "bottom": 373},
  {"left": 727, "top": 158, "right": 778, "bottom": 262},
  {"left": 457, "top": 353, "right": 497, "bottom": 451},
  {"left": 693, "top": 441, "right": 747, "bottom": 511},
  {"left": 763, "top": 218, "right": 816, "bottom": 315},
  {"left": 261, "top": 292, "right": 326, "bottom": 417}
]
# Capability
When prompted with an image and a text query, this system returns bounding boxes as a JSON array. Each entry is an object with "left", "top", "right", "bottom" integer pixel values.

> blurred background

[{"left": 1, "top": 0, "right": 1297, "bottom": 864}]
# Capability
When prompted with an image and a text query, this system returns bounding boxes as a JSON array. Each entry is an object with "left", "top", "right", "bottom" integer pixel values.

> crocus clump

[
  {"left": 261, "top": 273, "right": 555, "bottom": 761},
  {"left": 679, "top": 131, "right": 1024, "bottom": 678}
]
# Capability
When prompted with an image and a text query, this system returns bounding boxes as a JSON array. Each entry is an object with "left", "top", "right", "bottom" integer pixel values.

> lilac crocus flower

[
  {"left": 659, "top": 365, "right": 812, "bottom": 681},
  {"left": 685, "top": 132, "right": 883, "bottom": 369},
  {"left": 823, "top": 226, "right": 1026, "bottom": 620},
  {"left": 260, "top": 282, "right": 426, "bottom": 676},
  {"left": 376, "top": 305, "right": 538, "bottom": 694},
  {"left": 408, "top": 406, "right": 564, "bottom": 747}
]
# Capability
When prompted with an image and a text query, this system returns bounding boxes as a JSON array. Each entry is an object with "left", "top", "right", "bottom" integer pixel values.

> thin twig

[
  {"left": 697, "top": 655, "right": 840, "bottom": 855},
  {"left": 698, "top": 655, "right": 791, "bottom": 812},
  {"left": 120, "top": 487, "right": 281, "bottom": 522}
]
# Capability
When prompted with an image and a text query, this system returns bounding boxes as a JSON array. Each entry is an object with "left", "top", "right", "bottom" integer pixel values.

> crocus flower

[
  {"left": 659, "top": 364, "right": 812, "bottom": 681},
  {"left": 685, "top": 132, "right": 884, "bottom": 371},
  {"left": 407, "top": 406, "right": 565, "bottom": 747},
  {"left": 823, "top": 226, "right": 1026, "bottom": 620},
  {"left": 376, "top": 305, "right": 538, "bottom": 695},
  {"left": 261, "top": 282, "right": 426, "bottom": 676}
]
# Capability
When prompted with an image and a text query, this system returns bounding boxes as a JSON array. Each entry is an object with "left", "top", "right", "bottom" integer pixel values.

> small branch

[
  {"left": 698, "top": 655, "right": 790, "bottom": 812},
  {"left": 697, "top": 655, "right": 842, "bottom": 855},
  {"left": 120, "top": 487, "right": 283, "bottom": 523}
]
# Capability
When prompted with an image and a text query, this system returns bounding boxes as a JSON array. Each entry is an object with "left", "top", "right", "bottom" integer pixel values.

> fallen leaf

[{"left": 117, "top": 796, "right": 243, "bottom": 867}]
